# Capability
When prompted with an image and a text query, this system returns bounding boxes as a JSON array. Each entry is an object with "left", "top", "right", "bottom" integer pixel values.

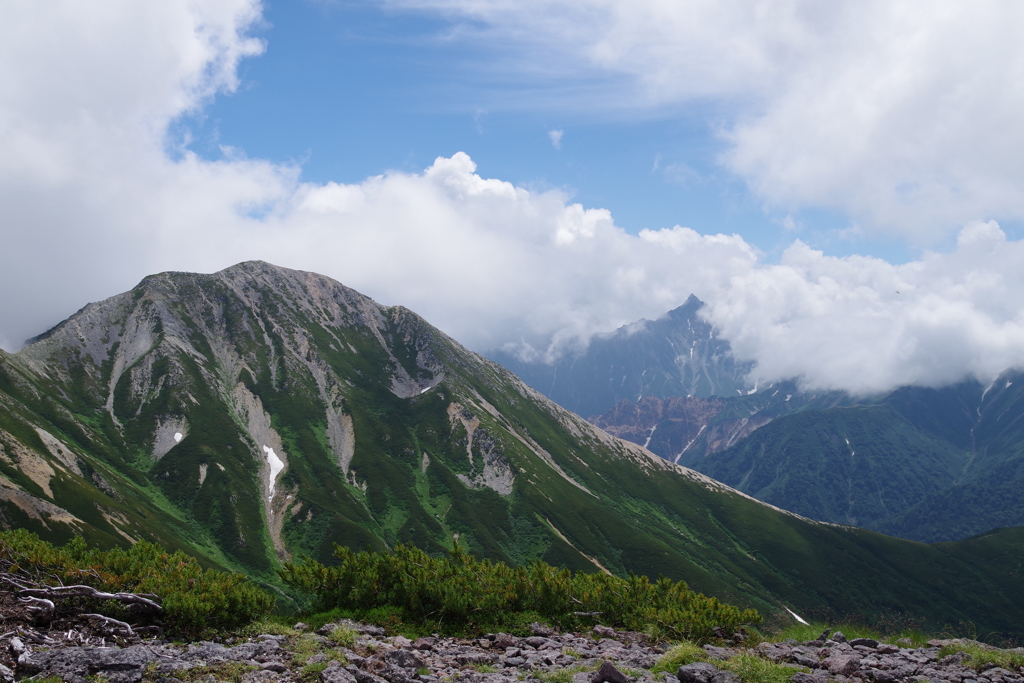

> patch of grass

[
  {"left": 327, "top": 625, "right": 358, "bottom": 648},
  {"left": 770, "top": 622, "right": 930, "bottom": 648},
  {"left": 471, "top": 665, "right": 500, "bottom": 673},
  {"left": 291, "top": 633, "right": 327, "bottom": 666},
  {"left": 655, "top": 642, "right": 806, "bottom": 683},
  {"left": 534, "top": 664, "right": 597, "bottom": 683},
  {"left": 174, "top": 662, "right": 258, "bottom": 683},
  {"left": 718, "top": 655, "right": 807, "bottom": 683},
  {"left": 939, "top": 643, "right": 1024, "bottom": 672},
  {"left": 300, "top": 661, "right": 330, "bottom": 680},
  {"left": 240, "top": 617, "right": 298, "bottom": 637},
  {"left": 653, "top": 642, "right": 706, "bottom": 672}
]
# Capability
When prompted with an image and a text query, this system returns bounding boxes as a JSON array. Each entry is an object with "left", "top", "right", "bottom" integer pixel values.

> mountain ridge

[
  {"left": 488, "top": 295, "right": 752, "bottom": 417},
  {"left": 1, "top": 262, "right": 1023, "bottom": 636}
]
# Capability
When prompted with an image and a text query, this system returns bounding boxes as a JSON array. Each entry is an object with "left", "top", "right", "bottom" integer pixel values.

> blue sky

[
  {"left": 187, "top": 0, "right": 912, "bottom": 263},
  {"left": 5, "top": 0, "right": 1024, "bottom": 393}
]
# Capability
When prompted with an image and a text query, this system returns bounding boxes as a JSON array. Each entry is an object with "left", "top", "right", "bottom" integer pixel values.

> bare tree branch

[{"left": 16, "top": 585, "right": 162, "bottom": 613}]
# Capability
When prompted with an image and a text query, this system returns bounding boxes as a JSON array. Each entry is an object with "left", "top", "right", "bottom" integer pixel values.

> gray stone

[
  {"left": 22, "top": 645, "right": 164, "bottom": 683},
  {"left": 493, "top": 634, "right": 517, "bottom": 649},
  {"left": 385, "top": 649, "right": 425, "bottom": 670},
  {"left": 530, "top": 623, "right": 555, "bottom": 636},
  {"left": 830, "top": 632, "right": 847, "bottom": 644},
  {"left": 261, "top": 662, "right": 288, "bottom": 673},
  {"left": 322, "top": 668, "right": 358, "bottom": 683},
  {"left": 824, "top": 654, "right": 861, "bottom": 676},
  {"left": 0, "top": 663, "right": 13, "bottom": 683},
  {"left": 703, "top": 646, "right": 734, "bottom": 661},
  {"left": 677, "top": 662, "right": 721, "bottom": 683},
  {"left": 591, "top": 661, "right": 629, "bottom": 683},
  {"left": 352, "top": 668, "right": 390, "bottom": 683},
  {"left": 849, "top": 639, "right": 879, "bottom": 649},
  {"left": 789, "top": 674, "right": 827, "bottom": 683},
  {"left": 710, "top": 672, "right": 740, "bottom": 683},
  {"left": 789, "top": 654, "right": 819, "bottom": 669}
]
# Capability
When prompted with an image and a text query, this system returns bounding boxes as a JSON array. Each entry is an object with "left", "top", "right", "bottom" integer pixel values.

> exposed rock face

[{"left": 590, "top": 396, "right": 728, "bottom": 464}]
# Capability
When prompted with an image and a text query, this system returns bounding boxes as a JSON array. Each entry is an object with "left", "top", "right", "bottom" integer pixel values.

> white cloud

[
  {"left": 5, "top": 0, "right": 1024, "bottom": 398},
  {"left": 548, "top": 129, "right": 563, "bottom": 149},
  {"left": 382, "top": 0, "right": 1024, "bottom": 241},
  {"left": 703, "top": 221, "right": 1024, "bottom": 394}
]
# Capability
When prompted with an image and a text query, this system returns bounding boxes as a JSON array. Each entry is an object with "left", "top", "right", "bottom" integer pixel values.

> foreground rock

[{"left": 5, "top": 623, "right": 1023, "bottom": 683}]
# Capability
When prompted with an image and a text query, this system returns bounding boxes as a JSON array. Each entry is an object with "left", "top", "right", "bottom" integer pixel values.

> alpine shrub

[
  {"left": 279, "top": 542, "right": 759, "bottom": 641},
  {"left": 0, "top": 529, "right": 274, "bottom": 637}
]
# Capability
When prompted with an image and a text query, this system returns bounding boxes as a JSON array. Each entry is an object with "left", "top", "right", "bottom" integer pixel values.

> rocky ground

[{"left": 3, "top": 620, "right": 1023, "bottom": 683}]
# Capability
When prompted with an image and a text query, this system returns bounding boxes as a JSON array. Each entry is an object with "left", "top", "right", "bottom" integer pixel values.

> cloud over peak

[{"left": 5, "top": 0, "right": 1024, "bottom": 398}]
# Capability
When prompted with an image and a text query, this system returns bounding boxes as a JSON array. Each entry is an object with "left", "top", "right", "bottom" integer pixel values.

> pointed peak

[{"left": 667, "top": 294, "right": 704, "bottom": 319}]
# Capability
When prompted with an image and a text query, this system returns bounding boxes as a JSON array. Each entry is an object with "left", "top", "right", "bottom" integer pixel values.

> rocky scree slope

[
  {"left": 0, "top": 262, "right": 1023, "bottom": 634},
  {"left": 10, "top": 619, "right": 1024, "bottom": 683}
]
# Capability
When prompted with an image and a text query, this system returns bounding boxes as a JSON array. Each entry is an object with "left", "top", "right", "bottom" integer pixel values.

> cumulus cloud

[
  {"left": 548, "top": 130, "right": 563, "bottom": 149},
  {"left": 704, "top": 221, "right": 1024, "bottom": 394},
  {"left": 384, "top": 0, "right": 1024, "bottom": 241},
  {"left": 5, "top": 0, "right": 1024, "bottom": 397}
]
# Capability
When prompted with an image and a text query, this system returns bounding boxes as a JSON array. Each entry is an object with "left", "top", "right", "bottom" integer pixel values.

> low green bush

[
  {"left": 938, "top": 643, "right": 1024, "bottom": 671},
  {"left": 279, "top": 542, "right": 760, "bottom": 641},
  {"left": 0, "top": 529, "right": 274, "bottom": 638},
  {"left": 656, "top": 643, "right": 804, "bottom": 683}
]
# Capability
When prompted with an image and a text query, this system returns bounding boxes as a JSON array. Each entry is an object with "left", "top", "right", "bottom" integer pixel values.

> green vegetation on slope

[
  {"left": 280, "top": 542, "right": 760, "bottom": 640},
  {"left": 0, "top": 530, "right": 273, "bottom": 637}
]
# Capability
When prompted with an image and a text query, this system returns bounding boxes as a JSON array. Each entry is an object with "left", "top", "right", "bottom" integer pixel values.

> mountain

[
  {"left": 1, "top": 262, "right": 1023, "bottom": 636},
  {"left": 686, "top": 376, "right": 1024, "bottom": 543},
  {"left": 488, "top": 296, "right": 751, "bottom": 418},
  {"left": 591, "top": 369, "right": 1024, "bottom": 543},
  {"left": 591, "top": 386, "right": 851, "bottom": 464}
]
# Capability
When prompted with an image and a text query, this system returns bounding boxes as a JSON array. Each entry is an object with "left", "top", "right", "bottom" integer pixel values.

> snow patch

[
  {"left": 263, "top": 445, "right": 285, "bottom": 501},
  {"left": 643, "top": 424, "right": 658, "bottom": 449},
  {"left": 152, "top": 416, "right": 188, "bottom": 460},
  {"left": 784, "top": 605, "right": 809, "bottom": 625}
]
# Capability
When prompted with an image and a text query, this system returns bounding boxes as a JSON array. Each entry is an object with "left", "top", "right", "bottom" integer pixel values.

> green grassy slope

[{"left": 671, "top": 373, "right": 1024, "bottom": 542}]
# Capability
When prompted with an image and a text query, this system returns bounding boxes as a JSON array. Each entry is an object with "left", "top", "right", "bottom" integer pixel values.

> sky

[{"left": 4, "top": 0, "right": 1024, "bottom": 395}]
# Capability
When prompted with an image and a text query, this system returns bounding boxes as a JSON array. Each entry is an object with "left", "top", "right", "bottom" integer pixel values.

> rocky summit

[{"left": 8, "top": 621, "right": 1024, "bottom": 683}]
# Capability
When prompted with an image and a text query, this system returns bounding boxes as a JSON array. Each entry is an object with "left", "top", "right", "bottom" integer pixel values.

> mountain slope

[
  {"left": 594, "top": 373, "right": 1024, "bottom": 542},
  {"left": 0, "top": 263, "right": 1022, "bottom": 636},
  {"left": 489, "top": 296, "right": 752, "bottom": 418}
]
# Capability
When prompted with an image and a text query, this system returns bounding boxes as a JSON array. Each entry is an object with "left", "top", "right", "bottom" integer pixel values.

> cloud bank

[
  {"left": 388, "top": 0, "right": 1024, "bottom": 241},
  {"left": 4, "top": 0, "right": 1024, "bottom": 397}
]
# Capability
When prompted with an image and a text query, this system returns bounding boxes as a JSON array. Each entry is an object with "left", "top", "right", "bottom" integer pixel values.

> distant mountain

[
  {"left": 488, "top": 295, "right": 751, "bottom": 418},
  {"left": 1, "top": 262, "right": 1023, "bottom": 636},
  {"left": 592, "top": 370, "right": 1024, "bottom": 543}
]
